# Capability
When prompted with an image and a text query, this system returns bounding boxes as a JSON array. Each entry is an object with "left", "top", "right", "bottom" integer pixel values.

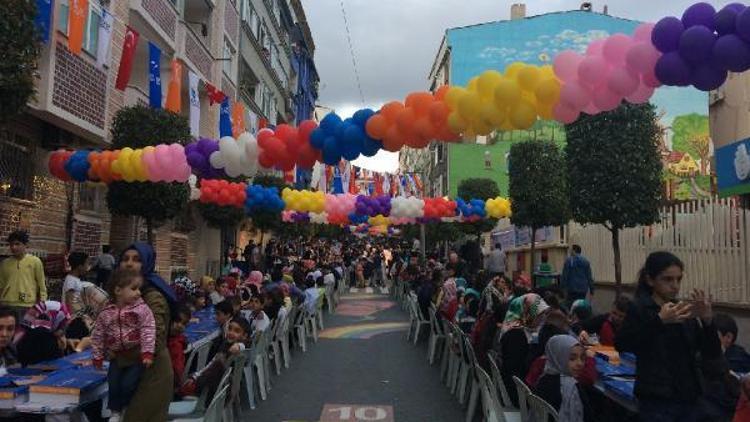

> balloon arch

[{"left": 47, "top": 3, "right": 750, "bottom": 226}]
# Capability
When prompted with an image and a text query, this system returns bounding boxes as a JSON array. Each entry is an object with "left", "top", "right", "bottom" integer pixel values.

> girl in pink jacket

[{"left": 91, "top": 269, "right": 156, "bottom": 422}]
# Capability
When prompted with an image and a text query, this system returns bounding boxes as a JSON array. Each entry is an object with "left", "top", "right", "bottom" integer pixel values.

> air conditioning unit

[{"left": 709, "top": 89, "right": 724, "bottom": 106}]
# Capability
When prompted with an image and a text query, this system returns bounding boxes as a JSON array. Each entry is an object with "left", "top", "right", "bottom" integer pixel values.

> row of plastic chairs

[{"left": 398, "top": 279, "right": 559, "bottom": 422}]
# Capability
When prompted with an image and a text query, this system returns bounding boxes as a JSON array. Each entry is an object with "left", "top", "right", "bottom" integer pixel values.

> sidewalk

[{"left": 246, "top": 290, "right": 464, "bottom": 421}]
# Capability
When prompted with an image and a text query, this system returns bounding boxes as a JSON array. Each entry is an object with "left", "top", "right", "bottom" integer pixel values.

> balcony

[
  {"left": 180, "top": 22, "right": 214, "bottom": 81},
  {"left": 129, "top": 0, "right": 179, "bottom": 46},
  {"left": 240, "top": 21, "right": 289, "bottom": 99}
]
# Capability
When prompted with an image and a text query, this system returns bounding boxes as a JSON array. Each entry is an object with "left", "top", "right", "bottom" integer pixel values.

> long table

[{"left": 593, "top": 352, "right": 638, "bottom": 414}]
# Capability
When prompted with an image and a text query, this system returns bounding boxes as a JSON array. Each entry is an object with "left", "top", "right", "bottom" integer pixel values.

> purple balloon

[
  {"left": 679, "top": 25, "right": 716, "bottom": 64},
  {"left": 738, "top": 7, "right": 750, "bottom": 42},
  {"left": 713, "top": 34, "right": 750, "bottom": 72},
  {"left": 682, "top": 2, "right": 716, "bottom": 30},
  {"left": 725, "top": 3, "right": 746, "bottom": 13},
  {"left": 655, "top": 52, "right": 693, "bottom": 86},
  {"left": 691, "top": 62, "right": 728, "bottom": 91},
  {"left": 652, "top": 17, "right": 685, "bottom": 53},
  {"left": 715, "top": 6, "right": 742, "bottom": 35}
]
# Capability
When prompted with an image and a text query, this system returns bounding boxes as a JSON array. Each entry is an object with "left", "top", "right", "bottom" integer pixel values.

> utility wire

[{"left": 339, "top": 0, "right": 366, "bottom": 105}]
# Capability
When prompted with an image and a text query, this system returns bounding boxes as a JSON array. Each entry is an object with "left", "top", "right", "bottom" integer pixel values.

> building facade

[
  {"left": 1, "top": 0, "right": 317, "bottom": 280},
  {"left": 414, "top": 4, "right": 709, "bottom": 200}
]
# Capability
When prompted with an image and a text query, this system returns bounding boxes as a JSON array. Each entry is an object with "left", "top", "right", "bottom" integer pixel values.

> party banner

[
  {"left": 95, "top": 9, "right": 113, "bottom": 68},
  {"left": 148, "top": 42, "right": 162, "bottom": 109},
  {"left": 206, "top": 83, "right": 226, "bottom": 106},
  {"left": 34, "top": 0, "right": 53, "bottom": 44},
  {"left": 188, "top": 71, "right": 200, "bottom": 138},
  {"left": 68, "top": 0, "right": 88, "bottom": 54},
  {"left": 219, "top": 97, "right": 232, "bottom": 137},
  {"left": 165, "top": 59, "right": 182, "bottom": 113},
  {"left": 115, "top": 26, "right": 139, "bottom": 90}
]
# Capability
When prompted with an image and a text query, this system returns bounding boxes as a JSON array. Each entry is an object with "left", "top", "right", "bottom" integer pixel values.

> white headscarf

[{"left": 544, "top": 335, "right": 585, "bottom": 422}]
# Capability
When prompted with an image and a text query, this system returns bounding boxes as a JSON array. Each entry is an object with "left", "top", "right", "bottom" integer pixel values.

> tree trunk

[
  {"left": 530, "top": 225, "right": 537, "bottom": 287},
  {"left": 611, "top": 227, "right": 622, "bottom": 298},
  {"left": 146, "top": 217, "right": 154, "bottom": 246},
  {"left": 259, "top": 230, "right": 264, "bottom": 246}
]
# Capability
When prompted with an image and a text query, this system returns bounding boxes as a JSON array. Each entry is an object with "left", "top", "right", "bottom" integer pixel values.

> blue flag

[
  {"left": 148, "top": 42, "right": 162, "bottom": 108},
  {"left": 332, "top": 167, "right": 344, "bottom": 194},
  {"left": 34, "top": 0, "right": 53, "bottom": 44},
  {"left": 219, "top": 98, "right": 233, "bottom": 137}
]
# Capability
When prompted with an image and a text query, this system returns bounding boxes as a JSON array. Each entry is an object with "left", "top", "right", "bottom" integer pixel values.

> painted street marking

[
  {"left": 319, "top": 322, "right": 409, "bottom": 339},
  {"left": 336, "top": 300, "right": 395, "bottom": 317},
  {"left": 320, "top": 404, "right": 394, "bottom": 422}
]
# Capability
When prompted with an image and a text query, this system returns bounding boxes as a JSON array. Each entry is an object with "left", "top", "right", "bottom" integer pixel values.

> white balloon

[{"left": 209, "top": 151, "right": 225, "bottom": 168}]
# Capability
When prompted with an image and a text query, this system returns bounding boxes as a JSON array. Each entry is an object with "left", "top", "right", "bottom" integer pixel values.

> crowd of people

[{"left": 1, "top": 227, "right": 750, "bottom": 421}]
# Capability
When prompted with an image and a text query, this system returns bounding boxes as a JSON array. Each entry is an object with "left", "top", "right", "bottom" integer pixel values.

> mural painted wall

[{"left": 445, "top": 11, "right": 709, "bottom": 199}]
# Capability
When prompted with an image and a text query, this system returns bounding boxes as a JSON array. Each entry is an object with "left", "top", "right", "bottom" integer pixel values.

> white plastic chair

[
  {"left": 277, "top": 309, "right": 293, "bottom": 369},
  {"left": 267, "top": 318, "right": 283, "bottom": 376},
  {"left": 488, "top": 352, "right": 516, "bottom": 410},
  {"left": 182, "top": 339, "right": 213, "bottom": 384},
  {"left": 528, "top": 393, "right": 559, "bottom": 422},
  {"left": 407, "top": 294, "right": 429, "bottom": 345},
  {"left": 315, "top": 289, "right": 326, "bottom": 330},
  {"left": 292, "top": 304, "right": 308, "bottom": 352},
  {"left": 426, "top": 304, "right": 446, "bottom": 366},
  {"left": 513, "top": 376, "right": 533, "bottom": 422},
  {"left": 223, "top": 353, "right": 248, "bottom": 421},
  {"left": 168, "top": 363, "right": 232, "bottom": 420},
  {"left": 172, "top": 384, "right": 229, "bottom": 422}
]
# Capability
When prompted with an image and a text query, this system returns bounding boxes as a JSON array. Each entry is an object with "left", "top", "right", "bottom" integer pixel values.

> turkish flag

[
  {"left": 115, "top": 26, "right": 139, "bottom": 91},
  {"left": 205, "top": 83, "right": 226, "bottom": 106}
]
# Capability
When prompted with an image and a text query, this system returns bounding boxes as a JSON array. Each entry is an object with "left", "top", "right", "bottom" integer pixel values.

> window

[
  {"left": 78, "top": 184, "right": 106, "bottom": 213},
  {"left": 57, "top": 0, "right": 102, "bottom": 58},
  {"left": 241, "top": 0, "right": 260, "bottom": 39},
  {"left": 0, "top": 131, "right": 34, "bottom": 200},
  {"left": 222, "top": 38, "right": 234, "bottom": 78}
]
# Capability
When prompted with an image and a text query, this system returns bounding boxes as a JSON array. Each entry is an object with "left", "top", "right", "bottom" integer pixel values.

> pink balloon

[
  {"left": 593, "top": 86, "right": 622, "bottom": 112},
  {"left": 578, "top": 55, "right": 610, "bottom": 88},
  {"left": 560, "top": 82, "right": 592, "bottom": 109},
  {"left": 642, "top": 69, "right": 663, "bottom": 88},
  {"left": 603, "top": 34, "right": 633, "bottom": 66},
  {"left": 553, "top": 103, "right": 581, "bottom": 124},
  {"left": 607, "top": 67, "right": 640, "bottom": 96},
  {"left": 582, "top": 102, "right": 601, "bottom": 115},
  {"left": 626, "top": 43, "right": 661, "bottom": 75},
  {"left": 141, "top": 149, "right": 160, "bottom": 182},
  {"left": 553, "top": 50, "right": 584, "bottom": 82},
  {"left": 586, "top": 39, "right": 606, "bottom": 56},
  {"left": 625, "top": 83, "right": 655, "bottom": 104},
  {"left": 633, "top": 23, "right": 656, "bottom": 43},
  {"left": 154, "top": 144, "right": 172, "bottom": 180}
]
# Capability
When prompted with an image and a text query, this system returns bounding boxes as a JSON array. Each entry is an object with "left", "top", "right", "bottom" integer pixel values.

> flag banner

[
  {"left": 247, "top": 111, "right": 258, "bottom": 134},
  {"left": 259, "top": 118, "right": 268, "bottom": 130},
  {"left": 319, "top": 165, "right": 327, "bottom": 193},
  {"left": 382, "top": 173, "right": 390, "bottom": 196},
  {"left": 408, "top": 174, "right": 418, "bottom": 197},
  {"left": 148, "top": 42, "right": 162, "bottom": 109},
  {"left": 205, "top": 83, "right": 226, "bottom": 106},
  {"left": 231, "top": 102, "right": 245, "bottom": 138},
  {"left": 390, "top": 174, "right": 399, "bottom": 197},
  {"left": 115, "top": 26, "right": 139, "bottom": 90},
  {"left": 374, "top": 174, "right": 384, "bottom": 196},
  {"left": 413, "top": 174, "right": 424, "bottom": 195},
  {"left": 332, "top": 166, "right": 344, "bottom": 194},
  {"left": 165, "top": 59, "right": 182, "bottom": 113},
  {"left": 34, "top": 0, "right": 54, "bottom": 44},
  {"left": 349, "top": 166, "right": 358, "bottom": 194},
  {"left": 95, "top": 8, "right": 113, "bottom": 68},
  {"left": 188, "top": 71, "right": 200, "bottom": 137},
  {"left": 68, "top": 0, "right": 88, "bottom": 54},
  {"left": 219, "top": 97, "right": 233, "bottom": 137}
]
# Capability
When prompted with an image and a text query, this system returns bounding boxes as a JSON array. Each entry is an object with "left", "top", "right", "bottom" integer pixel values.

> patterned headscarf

[
  {"left": 173, "top": 276, "right": 197, "bottom": 302},
  {"left": 21, "top": 301, "right": 71, "bottom": 333},
  {"left": 544, "top": 335, "right": 585, "bottom": 422},
  {"left": 440, "top": 278, "right": 458, "bottom": 311},
  {"left": 501, "top": 293, "right": 550, "bottom": 334},
  {"left": 571, "top": 299, "right": 592, "bottom": 315},
  {"left": 247, "top": 271, "right": 264, "bottom": 288}
]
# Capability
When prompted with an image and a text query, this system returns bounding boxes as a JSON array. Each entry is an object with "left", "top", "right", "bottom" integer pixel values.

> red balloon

[
  {"left": 428, "top": 102, "right": 450, "bottom": 125},
  {"left": 258, "top": 153, "right": 274, "bottom": 168},
  {"left": 258, "top": 130, "right": 275, "bottom": 149},
  {"left": 263, "top": 137, "right": 286, "bottom": 160}
]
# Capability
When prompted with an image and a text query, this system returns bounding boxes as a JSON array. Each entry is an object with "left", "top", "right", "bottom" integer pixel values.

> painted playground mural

[{"left": 445, "top": 11, "right": 710, "bottom": 200}]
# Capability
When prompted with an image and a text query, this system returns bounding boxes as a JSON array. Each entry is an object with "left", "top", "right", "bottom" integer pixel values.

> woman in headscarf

[
  {"left": 495, "top": 293, "right": 550, "bottom": 406},
  {"left": 117, "top": 242, "right": 177, "bottom": 422},
  {"left": 533, "top": 335, "right": 594, "bottom": 422},
  {"left": 437, "top": 277, "right": 457, "bottom": 320},
  {"left": 15, "top": 300, "right": 72, "bottom": 366}
]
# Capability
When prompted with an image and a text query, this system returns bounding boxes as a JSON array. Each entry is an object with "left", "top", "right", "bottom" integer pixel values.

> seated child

[
  {"left": 193, "top": 289, "right": 207, "bottom": 312},
  {"left": 243, "top": 294, "right": 270, "bottom": 335},
  {"left": 179, "top": 316, "right": 252, "bottom": 401},
  {"left": 533, "top": 335, "right": 595, "bottom": 422},
  {"left": 91, "top": 269, "right": 156, "bottom": 422},
  {"left": 202, "top": 276, "right": 223, "bottom": 306},
  {"left": 168, "top": 305, "right": 192, "bottom": 393},
  {"left": 569, "top": 299, "right": 593, "bottom": 335},
  {"left": 207, "top": 300, "right": 236, "bottom": 361},
  {"left": 579, "top": 296, "right": 630, "bottom": 346}
]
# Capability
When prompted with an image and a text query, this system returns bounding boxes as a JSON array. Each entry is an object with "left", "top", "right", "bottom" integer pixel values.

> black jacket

[
  {"left": 614, "top": 293, "right": 722, "bottom": 402},
  {"left": 533, "top": 374, "right": 595, "bottom": 422}
]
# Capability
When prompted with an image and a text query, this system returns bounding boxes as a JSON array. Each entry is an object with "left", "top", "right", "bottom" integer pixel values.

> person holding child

[{"left": 91, "top": 268, "right": 156, "bottom": 422}]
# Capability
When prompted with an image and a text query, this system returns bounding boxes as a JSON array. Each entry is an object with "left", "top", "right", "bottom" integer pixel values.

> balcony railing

[{"left": 240, "top": 20, "right": 289, "bottom": 99}]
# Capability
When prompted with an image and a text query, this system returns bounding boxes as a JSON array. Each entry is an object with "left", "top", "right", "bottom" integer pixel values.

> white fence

[{"left": 569, "top": 197, "right": 750, "bottom": 305}]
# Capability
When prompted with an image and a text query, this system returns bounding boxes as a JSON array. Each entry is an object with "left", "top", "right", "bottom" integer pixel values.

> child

[
  {"left": 202, "top": 276, "right": 223, "bottom": 305},
  {"left": 533, "top": 335, "right": 594, "bottom": 422},
  {"left": 168, "top": 305, "right": 192, "bottom": 394},
  {"left": 193, "top": 289, "right": 207, "bottom": 311},
  {"left": 62, "top": 252, "right": 89, "bottom": 316},
  {"left": 207, "top": 300, "right": 235, "bottom": 361},
  {"left": 242, "top": 294, "right": 270, "bottom": 335},
  {"left": 179, "top": 316, "right": 252, "bottom": 400},
  {"left": 217, "top": 277, "right": 233, "bottom": 299},
  {"left": 91, "top": 269, "right": 156, "bottom": 422}
]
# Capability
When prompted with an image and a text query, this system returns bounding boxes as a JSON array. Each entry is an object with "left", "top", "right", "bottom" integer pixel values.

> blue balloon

[
  {"left": 310, "top": 128, "right": 327, "bottom": 150},
  {"left": 323, "top": 136, "right": 341, "bottom": 165},
  {"left": 353, "top": 109, "right": 375, "bottom": 126},
  {"left": 361, "top": 137, "right": 382, "bottom": 157},
  {"left": 320, "top": 113, "right": 343, "bottom": 134},
  {"left": 64, "top": 150, "right": 91, "bottom": 182}
]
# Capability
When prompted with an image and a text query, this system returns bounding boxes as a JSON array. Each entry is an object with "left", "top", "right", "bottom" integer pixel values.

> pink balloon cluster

[
  {"left": 325, "top": 193, "right": 357, "bottom": 222},
  {"left": 142, "top": 144, "right": 192, "bottom": 182},
  {"left": 553, "top": 23, "right": 661, "bottom": 124}
]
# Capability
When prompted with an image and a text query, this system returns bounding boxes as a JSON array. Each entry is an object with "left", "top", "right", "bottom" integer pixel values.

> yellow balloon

[
  {"left": 467, "top": 77, "right": 479, "bottom": 93},
  {"left": 458, "top": 92, "right": 482, "bottom": 120},
  {"left": 538, "top": 104, "right": 555, "bottom": 120},
  {"left": 505, "top": 62, "right": 526, "bottom": 80},
  {"left": 499, "top": 119, "right": 515, "bottom": 132},
  {"left": 444, "top": 86, "right": 467, "bottom": 109},
  {"left": 494, "top": 79, "right": 522, "bottom": 109},
  {"left": 540, "top": 65, "right": 556, "bottom": 80},
  {"left": 477, "top": 70, "right": 503, "bottom": 99},
  {"left": 510, "top": 100, "right": 538, "bottom": 130},
  {"left": 517, "top": 66, "right": 542, "bottom": 92},
  {"left": 534, "top": 78, "right": 561, "bottom": 105},
  {"left": 480, "top": 102, "right": 506, "bottom": 128},
  {"left": 474, "top": 120, "right": 493, "bottom": 136},
  {"left": 447, "top": 112, "right": 469, "bottom": 133}
]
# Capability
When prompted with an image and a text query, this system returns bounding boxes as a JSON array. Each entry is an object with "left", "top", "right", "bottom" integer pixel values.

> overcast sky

[{"left": 302, "top": 0, "right": 734, "bottom": 172}]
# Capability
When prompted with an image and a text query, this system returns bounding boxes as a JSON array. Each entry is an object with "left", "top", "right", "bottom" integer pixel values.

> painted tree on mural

[
  {"left": 565, "top": 102, "right": 663, "bottom": 297},
  {"left": 672, "top": 113, "right": 711, "bottom": 176}
]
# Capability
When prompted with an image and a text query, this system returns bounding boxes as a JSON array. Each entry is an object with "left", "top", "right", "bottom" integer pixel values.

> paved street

[{"left": 246, "top": 292, "right": 464, "bottom": 422}]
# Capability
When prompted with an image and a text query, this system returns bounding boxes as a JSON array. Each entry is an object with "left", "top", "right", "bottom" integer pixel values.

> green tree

[
  {"left": 508, "top": 140, "right": 569, "bottom": 272},
  {"left": 565, "top": 102, "right": 663, "bottom": 296},
  {"left": 198, "top": 203, "right": 246, "bottom": 229},
  {"left": 107, "top": 105, "right": 192, "bottom": 244},
  {"left": 671, "top": 114, "right": 709, "bottom": 158},
  {"left": 0, "top": 0, "right": 41, "bottom": 123}
]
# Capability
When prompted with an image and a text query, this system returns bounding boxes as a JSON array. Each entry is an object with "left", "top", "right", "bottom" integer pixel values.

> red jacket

[
  {"left": 525, "top": 355, "right": 597, "bottom": 388},
  {"left": 169, "top": 334, "right": 187, "bottom": 386},
  {"left": 91, "top": 298, "right": 155, "bottom": 365}
]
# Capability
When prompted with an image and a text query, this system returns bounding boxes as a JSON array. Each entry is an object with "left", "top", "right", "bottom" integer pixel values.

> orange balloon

[
  {"left": 395, "top": 107, "right": 416, "bottom": 137},
  {"left": 414, "top": 117, "right": 436, "bottom": 142},
  {"left": 436, "top": 125, "right": 462, "bottom": 142},
  {"left": 365, "top": 114, "right": 388, "bottom": 139},
  {"left": 382, "top": 126, "right": 405, "bottom": 152},
  {"left": 434, "top": 85, "right": 451, "bottom": 101},
  {"left": 429, "top": 101, "right": 450, "bottom": 125},
  {"left": 380, "top": 101, "right": 405, "bottom": 123},
  {"left": 406, "top": 92, "right": 434, "bottom": 116}
]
